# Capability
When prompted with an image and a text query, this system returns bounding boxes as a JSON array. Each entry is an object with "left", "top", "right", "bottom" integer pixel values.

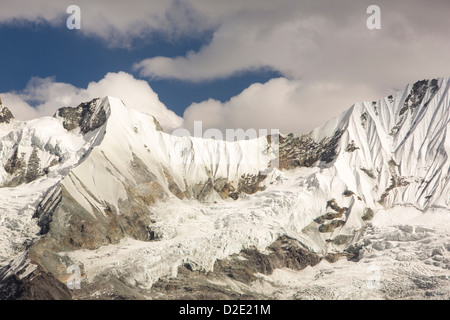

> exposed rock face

[
  {"left": 32, "top": 182, "right": 154, "bottom": 253},
  {"left": 213, "top": 177, "right": 236, "bottom": 199},
  {"left": 378, "top": 160, "right": 410, "bottom": 206},
  {"left": 25, "top": 148, "right": 42, "bottom": 183},
  {"left": 278, "top": 130, "right": 343, "bottom": 170},
  {"left": 55, "top": 98, "right": 107, "bottom": 134},
  {"left": 33, "top": 184, "right": 62, "bottom": 235},
  {"left": 188, "top": 173, "right": 269, "bottom": 202},
  {"left": 345, "top": 140, "right": 359, "bottom": 152},
  {"left": 0, "top": 237, "right": 324, "bottom": 300},
  {"left": 0, "top": 254, "right": 72, "bottom": 300},
  {"left": 2, "top": 147, "right": 46, "bottom": 188},
  {"left": 361, "top": 207, "right": 375, "bottom": 221},
  {"left": 390, "top": 79, "right": 439, "bottom": 136},
  {"left": 96, "top": 236, "right": 323, "bottom": 300},
  {"left": 3, "top": 148, "right": 27, "bottom": 187},
  {"left": 0, "top": 265, "right": 72, "bottom": 300},
  {"left": 152, "top": 116, "right": 164, "bottom": 132},
  {"left": 312, "top": 198, "right": 349, "bottom": 234},
  {"left": 0, "top": 101, "right": 14, "bottom": 124},
  {"left": 237, "top": 173, "right": 267, "bottom": 195},
  {"left": 404, "top": 79, "right": 439, "bottom": 112},
  {"left": 213, "top": 236, "right": 322, "bottom": 284}
]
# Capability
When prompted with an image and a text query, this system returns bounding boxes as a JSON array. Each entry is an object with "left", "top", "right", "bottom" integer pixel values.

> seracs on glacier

[{"left": 1, "top": 78, "right": 450, "bottom": 299}]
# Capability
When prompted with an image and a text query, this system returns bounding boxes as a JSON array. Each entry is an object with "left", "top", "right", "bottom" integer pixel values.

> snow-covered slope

[
  {"left": 59, "top": 95, "right": 277, "bottom": 219},
  {"left": 1, "top": 78, "right": 450, "bottom": 300},
  {"left": 0, "top": 98, "right": 106, "bottom": 264},
  {"left": 321, "top": 77, "right": 450, "bottom": 210}
]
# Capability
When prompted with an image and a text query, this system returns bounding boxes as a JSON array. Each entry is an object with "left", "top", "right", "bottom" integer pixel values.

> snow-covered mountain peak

[
  {"left": 0, "top": 97, "right": 14, "bottom": 125},
  {"left": 1, "top": 79, "right": 450, "bottom": 300},
  {"left": 53, "top": 97, "right": 110, "bottom": 135},
  {"left": 300, "top": 77, "right": 450, "bottom": 211}
]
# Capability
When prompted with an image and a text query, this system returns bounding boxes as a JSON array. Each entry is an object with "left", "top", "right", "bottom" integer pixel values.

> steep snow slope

[
  {"left": 60, "top": 96, "right": 278, "bottom": 218},
  {"left": 324, "top": 77, "right": 450, "bottom": 210}
]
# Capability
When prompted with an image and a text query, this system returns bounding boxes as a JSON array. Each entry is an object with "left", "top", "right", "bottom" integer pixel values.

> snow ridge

[{"left": 318, "top": 77, "right": 450, "bottom": 210}]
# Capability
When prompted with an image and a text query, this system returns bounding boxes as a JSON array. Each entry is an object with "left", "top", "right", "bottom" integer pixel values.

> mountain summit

[
  {"left": 1, "top": 79, "right": 450, "bottom": 299},
  {"left": 0, "top": 96, "right": 14, "bottom": 124}
]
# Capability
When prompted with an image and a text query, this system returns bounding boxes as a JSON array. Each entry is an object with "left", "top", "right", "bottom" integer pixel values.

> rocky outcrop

[
  {"left": 2, "top": 236, "right": 325, "bottom": 300},
  {"left": 55, "top": 98, "right": 107, "bottom": 134},
  {"left": 237, "top": 173, "right": 267, "bottom": 195},
  {"left": 308, "top": 198, "right": 350, "bottom": 234},
  {"left": 25, "top": 148, "right": 42, "bottom": 183},
  {"left": 0, "top": 265, "right": 72, "bottom": 300},
  {"left": 278, "top": 130, "right": 343, "bottom": 170},
  {"left": 345, "top": 140, "right": 359, "bottom": 152},
  {"left": 361, "top": 207, "right": 375, "bottom": 221},
  {"left": 2, "top": 149, "right": 56, "bottom": 188},
  {"left": 31, "top": 183, "right": 154, "bottom": 254},
  {"left": 145, "top": 236, "right": 323, "bottom": 300},
  {"left": 3, "top": 147, "right": 27, "bottom": 187},
  {"left": 2, "top": 147, "right": 46, "bottom": 188},
  {"left": 378, "top": 160, "right": 410, "bottom": 206},
  {"left": 0, "top": 100, "right": 14, "bottom": 124},
  {"left": 213, "top": 177, "right": 236, "bottom": 199},
  {"left": 153, "top": 116, "right": 164, "bottom": 132},
  {"left": 404, "top": 79, "right": 439, "bottom": 112},
  {"left": 390, "top": 79, "right": 439, "bottom": 136},
  {"left": 213, "top": 236, "right": 322, "bottom": 283},
  {"left": 0, "top": 254, "right": 72, "bottom": 300},
  {"left": 33, "top": 184, "right": 62, "bottom": 235}
]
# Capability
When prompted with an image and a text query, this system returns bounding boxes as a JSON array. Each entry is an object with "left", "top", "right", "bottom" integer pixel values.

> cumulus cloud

[
  {"left": 134, "top": 0, "right": 450, "bottom": 86},
  {"left": 3, "top": 0, "right": 450, "bottom": 83},
  {"left": 133, "top": 0, "right": 450, "bottom": 134},
  {"left": 183, "top": 78, "right": 381, "bottom": 135},
  {"left": 1, "top": 72, "right": 182, "bottom": 131}
]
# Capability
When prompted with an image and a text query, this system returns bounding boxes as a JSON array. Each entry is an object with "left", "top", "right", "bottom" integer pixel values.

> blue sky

[
  {"left": 1, "top": 1, "right": 450, "bottom": 134},
  {"left": 0, "top": 22, "right": 280, "bottom": 117}
]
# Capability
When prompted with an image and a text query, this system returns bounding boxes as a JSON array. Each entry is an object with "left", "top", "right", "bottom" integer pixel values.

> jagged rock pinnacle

[
  {"left": 54, "top": 97, "right": 108, "bottom": 133},
  {"left": 0, "top": 95, "right": 14, "bottom": 124}
]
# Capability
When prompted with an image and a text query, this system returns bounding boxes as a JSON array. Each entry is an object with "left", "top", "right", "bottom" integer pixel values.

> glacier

[{"left": 0, "top": 78, "right": 450, "bottom": 299}]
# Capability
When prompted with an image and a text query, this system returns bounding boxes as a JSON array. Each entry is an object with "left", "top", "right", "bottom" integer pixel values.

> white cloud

[
  {"left": 134, "top": 0, "right": 450, "bottom": 87},
  {"left": 1, "top": 72, "right": 182, "bottom": 131},
  {"left": 133, "top": 0, "right": 450, "bottom": 134},
  {"left": 2, "top": 75, "right": 382, "bottom": 136},
  {"left": 0, "top": 0, "right": 214, "bottom": 47},
  {"left": 183, "top": 77, "right": 382, "bottom": 135},
  {"left": 3, "top": 1, "right": 450, "bottom": 84}
]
